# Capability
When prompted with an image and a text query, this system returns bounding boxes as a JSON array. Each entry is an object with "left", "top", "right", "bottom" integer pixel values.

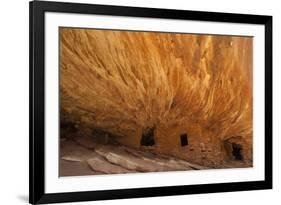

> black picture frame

[{"left": 29, "top": 0, "right": 272, "bottom": 204}]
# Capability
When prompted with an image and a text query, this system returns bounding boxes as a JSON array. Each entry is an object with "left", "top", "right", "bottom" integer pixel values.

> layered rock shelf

[{"left": 60, "top": 136, "right": 206, "bottom": 176}]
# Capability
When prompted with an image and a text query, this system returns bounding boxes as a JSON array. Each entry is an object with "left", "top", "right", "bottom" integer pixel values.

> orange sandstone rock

[{"left": 60, "top": 28, "right": 253, "bottom": 168}]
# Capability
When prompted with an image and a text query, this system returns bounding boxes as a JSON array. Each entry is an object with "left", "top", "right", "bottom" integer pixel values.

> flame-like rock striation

[{"left": 60, "top": 28, "right": 252, "bottom": 166}]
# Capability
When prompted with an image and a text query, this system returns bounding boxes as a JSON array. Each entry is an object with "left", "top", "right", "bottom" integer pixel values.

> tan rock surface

[
  {"left": 87, "top": 158, "right": 132, "bottom": 174},
  {"left": 60, "top": 138, "right": 205, "bottom": 176}
]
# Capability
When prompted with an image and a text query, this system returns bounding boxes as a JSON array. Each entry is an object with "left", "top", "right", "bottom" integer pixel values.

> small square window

[{"left": 180, "top": 134, "right": 188, "bottom": 146}]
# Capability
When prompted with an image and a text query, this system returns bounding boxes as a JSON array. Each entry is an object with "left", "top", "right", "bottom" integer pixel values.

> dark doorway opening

[
  {"left": 232, "top": 143, "right": 243, "bottom": 160},
  {"left": 140, "top": 127, "right": 155, "bottom": 146},
  {"left": 180, "top": 134, "right": 188, "bottom": 146}
]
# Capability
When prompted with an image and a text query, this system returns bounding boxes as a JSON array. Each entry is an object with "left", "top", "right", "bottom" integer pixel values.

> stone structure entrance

[
  {"left": 232, "top": 143, "right": 243, "bottom": 160},
  {"left": 140, "top": 127, "right": 155, "bottom": 146},
  {"left": 224, "top": 136, "right": 245, "bottom": 161}
]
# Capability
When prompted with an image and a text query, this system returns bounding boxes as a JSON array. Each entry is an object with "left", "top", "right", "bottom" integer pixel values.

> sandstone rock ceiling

[{"left": 60, "top": 28, "right": 252, "bottom": 142}]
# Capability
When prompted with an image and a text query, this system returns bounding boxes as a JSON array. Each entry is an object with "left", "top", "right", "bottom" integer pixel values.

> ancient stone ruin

[{"left": 59, "top": 28, "right": 253, "bottom": 175}]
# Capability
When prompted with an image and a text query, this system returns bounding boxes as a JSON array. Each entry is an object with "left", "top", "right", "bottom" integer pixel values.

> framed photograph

[{"left": 29, "top": 0, "right": 272, "bottom": 204}]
